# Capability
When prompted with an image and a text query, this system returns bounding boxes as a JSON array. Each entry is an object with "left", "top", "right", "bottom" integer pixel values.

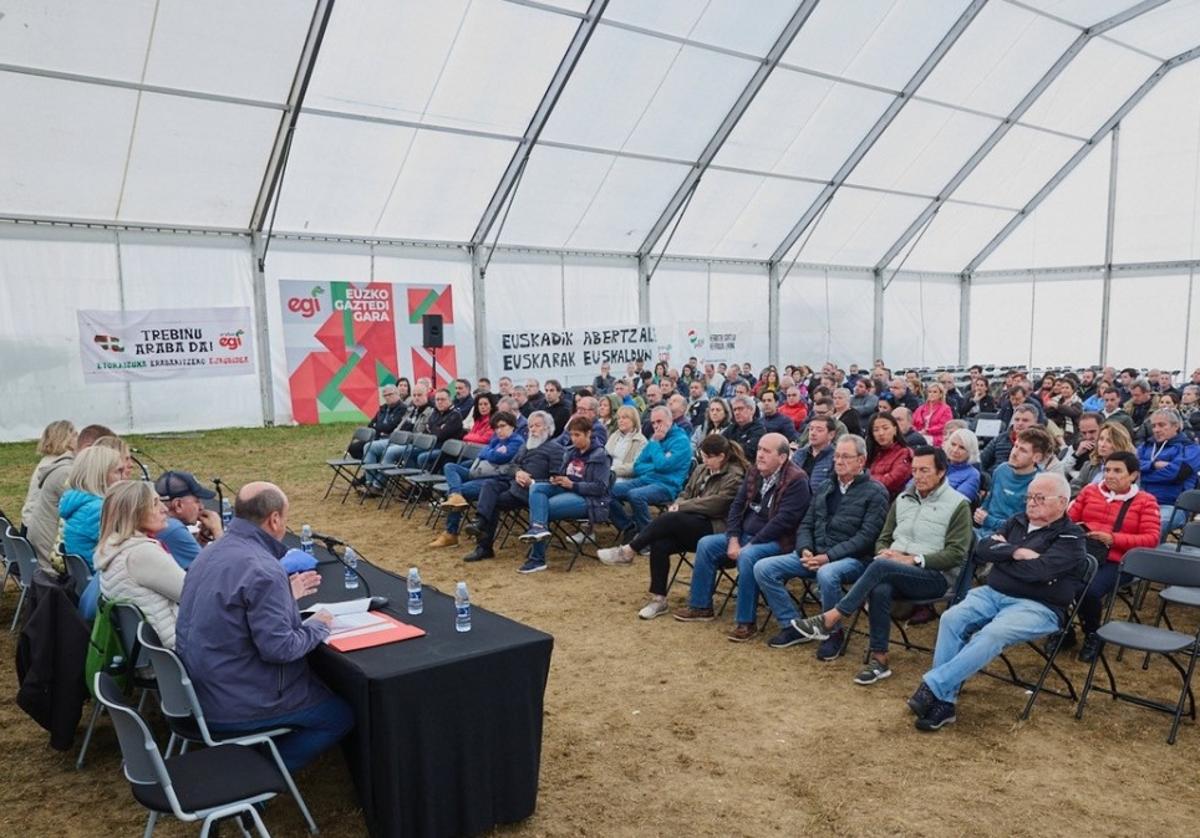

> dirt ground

[{"left": 0, "top": 424, "right": 1197, "bottom": 837}]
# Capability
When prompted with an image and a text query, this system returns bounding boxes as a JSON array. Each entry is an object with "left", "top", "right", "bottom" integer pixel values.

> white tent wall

[
  {"left": 969, "top": 275, "right": 1034, "bottom": 367},
  {"left": 777, "top": 267, "right": 874, "bottom": 367},
  {"left": 880, "top": 273, "right": 961, "bottom": 368},
  {"left": 1106, "top": 268, "right": 1193, "bottom": 371}
]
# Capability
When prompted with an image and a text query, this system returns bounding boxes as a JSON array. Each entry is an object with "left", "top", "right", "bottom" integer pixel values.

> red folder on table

[{"left": 327, "top": 612, "right": 426, "bottom": 652}]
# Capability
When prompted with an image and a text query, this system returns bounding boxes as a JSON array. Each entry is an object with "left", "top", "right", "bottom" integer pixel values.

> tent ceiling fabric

[{"left": 3, "top": 0, "right": 1200, "bottom": 272}]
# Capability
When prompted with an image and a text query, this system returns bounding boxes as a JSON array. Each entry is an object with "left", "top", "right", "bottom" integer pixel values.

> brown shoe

[
  {"left": 672, "top": 605, "right": 715, "bottom": 622},
  {"left": 726, "top": 622, "right": 758, "bottom": 643},
  {"left": 428, "top": 533, "right": 459, "bottom": 548},
  {"left": 441, "top": 493, "right": 470, "bottom": 510}
]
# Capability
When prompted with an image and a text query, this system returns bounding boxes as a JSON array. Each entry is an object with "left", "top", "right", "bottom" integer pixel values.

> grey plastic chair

[
  {"left": 94, "top": 672, "right": 282, "bottom": 838},
  {"left": 137, "top": 622, "right": 318, "bottom": 834},
  {"left": 63, "top": 552, "right": 94, "bottom": 599},
  {"left": 78, "top": 602, "right": 155, "bottom": 769},
  {"left": 4, "top": 525, "right": 41, "bottom": 631},
  {"left": 1075, "top": 548, "right": 1200, "bottom": 744}
]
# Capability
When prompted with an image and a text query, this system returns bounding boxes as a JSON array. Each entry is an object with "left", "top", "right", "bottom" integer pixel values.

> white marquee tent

[{"left": 3, "top": 0, "right": 1200, "bottom": 440}]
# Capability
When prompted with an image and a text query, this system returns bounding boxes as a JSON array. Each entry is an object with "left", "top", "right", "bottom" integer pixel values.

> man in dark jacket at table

[
  {"left": 175, "top": 482, "right": 353, "bottom": 771},
  {"left": 907, "top": 472, "right": 1087, "bottom": 731}
]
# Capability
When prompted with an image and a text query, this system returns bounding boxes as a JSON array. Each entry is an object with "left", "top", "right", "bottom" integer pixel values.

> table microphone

[{"left": 312, "top": 531, "right": 346, "bottom": 547}]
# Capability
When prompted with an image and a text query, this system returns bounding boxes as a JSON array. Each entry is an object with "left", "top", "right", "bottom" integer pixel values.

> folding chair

[
  {"left": 405, "top": 439, "right": 468, "bottom": 517},
  {"left": 3, "top": 525, "right": 41, "bottom": 631},
  {"left": 988, "top": 554, "right": 1100, "bottom": 719},
  {"left": 323, "top": 426, "right": 375, "bottom": 502},
  {"left": 667, "top": 551, "right": 739, "bottom": 615},
  {"left": 93, "top": 672, "right": 282, "bottom": 838},
  {"left": 1075, "top": 548, "right": 1200, "bottom": 744},
  {"left": 375, "top": 433, "right": 437, "bottom": 510},
  {"left": 78, "top": 602, "right": 155, "bottom": 769},
  {"left": 1174, "top": 521, "right": 1200, "bottom": 558},
  {"left": 356, "top": 429, "right": 412, "bottom": 494},
  {"left": 63, "top": 552, "right": 94, "bottom": 599},
  {"left": 138, "top": 623, "right": 318, "bottom": 834},
  {"left": 1165, "top": 490, "right": 1200, "bottom": 540}
]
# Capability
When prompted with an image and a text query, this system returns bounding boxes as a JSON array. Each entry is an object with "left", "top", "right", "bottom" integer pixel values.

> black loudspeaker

[{"left": 422, "top": 314, "right": 444, "bottom": 348}]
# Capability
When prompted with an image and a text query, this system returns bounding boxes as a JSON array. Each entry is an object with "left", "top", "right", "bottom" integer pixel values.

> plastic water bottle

[
  {"left": 221, "top": 498, "right": 233, "bottom": 526},
  {"left": 454, "top": 581, "right": 471, "bottom": 633},
  {"left": 343, "top": 547, "right": 360, "bottom": 590},
  {"left": 407, "top": 567, "right": 423, "bottom": 615},
  {"left": 300, "top": 524, "right": 314, "bottom": 555}
]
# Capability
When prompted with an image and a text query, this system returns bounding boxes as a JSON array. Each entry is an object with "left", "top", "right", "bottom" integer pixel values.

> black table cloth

[{"left": 297, "top": 543, "right": 554, "bottom": 838}]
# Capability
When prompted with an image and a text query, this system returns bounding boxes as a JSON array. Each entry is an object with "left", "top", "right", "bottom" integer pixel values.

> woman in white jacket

[{"left": 94, "top": 481, "right": 185, "bottom": 648}]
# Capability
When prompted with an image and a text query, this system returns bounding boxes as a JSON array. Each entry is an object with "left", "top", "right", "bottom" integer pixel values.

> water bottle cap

[
  {"left": 409, "top": 567, "right": 419, "bottom": 575},
  {"left": 456, "top": 581, "right": 468, "bottom": 590}
]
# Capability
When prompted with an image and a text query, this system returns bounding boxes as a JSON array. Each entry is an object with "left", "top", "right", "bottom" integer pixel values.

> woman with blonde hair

[
  {"left": 606, "top": 405, "right": 647, "bottom": 478},
  {"left": 1070, "top": 420, "right": 1136, "bottom": 495},
  {"left": 58, "top": 445, "right": 125, "bottom": 568},
  {"left": 91, "top": 434, "right": 135, "bottom": 479},
  {"left": 22, "top": 420, "right": 76, "bottom": 525},
  {"left": 94, "top": 481, "right": 185, "bottom": 647}
]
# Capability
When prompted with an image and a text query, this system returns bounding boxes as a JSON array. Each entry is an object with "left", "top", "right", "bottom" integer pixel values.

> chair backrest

[
  {"left": 1174, "top": 489, "right": 1200, "bottom": 516},
  {"left": 439, "top": 439, "right": 466, "bottom": 462},
  {"left": 94, "top": 672, "right": 175, "bottom": 795},
  {"left": 112, "top": 602, "right": 151, "bottom": 670},
  {"left": 459, "top": 442, "right": 485, "bottom": 462},
  {"left": 388, "top": 429, "right": 412, "bottom": 447},
  {"left": 63, "top": 553, "right": 93, "bottom": 597},
  {"left": 138, "top": 621, "right": 205, "bottom": 726},
  {"left": 1179, "top": 521, "right": 1200, "bottom": 550},
  {"left": 409, "top": 433, "right": 437, "bottom": 454},
  {"left": 4, "top": 526, "right": 41, "bottom": 583},
  {"left": 1121, "top": 548, "right": 1200, "bottom": 589},
  {"left": 345, "top": 426, "right": 374, "bottom": 454}
]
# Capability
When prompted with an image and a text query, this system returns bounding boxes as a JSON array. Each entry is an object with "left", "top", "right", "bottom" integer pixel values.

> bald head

[
  {"left": 235, "top": 481, "right": 289, "bottom": 540},
  {"left": 755, "top": 431, "right": 791, "bottom": 476}
]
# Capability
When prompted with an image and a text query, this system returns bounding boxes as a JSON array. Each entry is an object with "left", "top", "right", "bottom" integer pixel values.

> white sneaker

[
  {"left": 638, "top": 598, "right": 669, "bottom": 619},
  {"left": 598, "top": 546, "right": 633, "bottom": 566}
]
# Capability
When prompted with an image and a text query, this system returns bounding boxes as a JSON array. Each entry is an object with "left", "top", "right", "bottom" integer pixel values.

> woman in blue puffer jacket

[{"left": 58, "top": 445, "right": 125, "bottom": 619}]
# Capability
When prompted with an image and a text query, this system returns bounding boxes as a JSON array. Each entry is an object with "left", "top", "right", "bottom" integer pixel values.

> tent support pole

[
  {"left": 1100, "top": 124, "right": 1120, "bottom": 367},
  {"left": 471, "top": 246, "right": 488, "bottom": 383},
  {"left": 250, "top": 233, "right": 277, "bottom": 426},
  {"left": 873, "top": 268, "right": 884, "bottom": 364},
  {"left": 769, "top": 262, "right": 781, "bottom": 367},
  {"left": 959, "top": 272, "right": 971, "bottom": 366}
]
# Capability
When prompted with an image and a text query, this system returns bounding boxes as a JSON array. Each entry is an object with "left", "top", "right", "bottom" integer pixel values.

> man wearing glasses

[
  {"left": 908, "top": 472, "right": 1088, "bottom": 731},
  {"left": 722, "top": 395, "right": 765, "bottom": 459}
]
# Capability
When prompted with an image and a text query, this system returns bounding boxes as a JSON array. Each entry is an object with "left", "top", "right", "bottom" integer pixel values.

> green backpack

[{"left": 84, "top": 598, "right": 130, "bottom": 696}]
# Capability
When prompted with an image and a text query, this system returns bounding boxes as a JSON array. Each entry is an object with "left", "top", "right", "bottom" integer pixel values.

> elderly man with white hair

[{"left": 908, "top": 471, "right": 1088, "bottom": 732}]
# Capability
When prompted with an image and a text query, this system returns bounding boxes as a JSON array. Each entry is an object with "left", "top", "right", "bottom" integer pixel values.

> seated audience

[
  {"left": 539, "top": 379, "right": 571, "bottom": 436},
  {"left": 598, "top": 393, "right": 621, "bottom": 436},
  {"left": 673, "top": 433, "right": 811, "bottom": 642},
  {"left": 524, "top": 378, "right": 548, "bottom": 414},
  {"left": 92, "top": 435, "right": 135, "bottom": 480},
  {"left": 974, "top": 426, "right": 1055, "bottom": 538},
  {"left": 1124, "top": 378, "right": 1159, "bottom": 439},
  {"left": 155, "top": 470, "right": 223, "bottom": 570},
  {"left": 22, "top": 420, "right": 76, "bottom": 533},
  {"left": 609, "top": 406, "right": 692, "bottom": 537},
  {"left": 58, "top": 444, "right": 126, "bottom": 570},
  {"left": 1060, "top": 412, "right": 1102, "bottom": 484},
  {"left": 686, "top": 380, "right": 709, "bottom": 429},
  {"left": 756, "top": 435, "right": 889, "bottom": 659},
  {"left": 943, "top": 428, "right": 982, "bottom": 503},
  {"left": 430, "top": 412, "right": 522, "bottom": 548},
  {"left": 1137, "top": 408, "right": 1200, "bottom": 538},
  {"left": 1070, "top": 420, "right": 1134, "bottom": 496},
  {"left": 780, "top": 385, "right": 809, "bottom": 430},
  {"left": 462, "top": 393, "right": 498, "bottom": 444},
  {"left": 723, "top": 395, "right": 766, "bottom": 458},
  {"left": 850, "top": 379, "right": 879, "bottom": 421},
  {"left": 959, "top": 376, "right": 997, "bottom": 419},
  {"left": 759, "top": 391, "right": 797, "bottom": 442},
  {"left": 791, "top": 446, "right": 972, "bottom": 684},
  {"left": 866, "top": 413, "right": 913, "bottom": 500},
  {"left": 694, "top": 397, "right": 732, "bottom": 447},
  {"left": 598, "top": 435, "right": 748, "bottom": 619},
  {"left": 593, "top": 363, "right": 615, "bottom": 395},
  {"left": 358, "top": 384, "right": 407, "bottom": 457},
  {"left": 418, "top": 388, "right": 466, "bottom": 469},
  {"left": 891, "top": 407, "right": 926, "bottom": 449},
  {"left": 791, "top": 416, "right": 837, "bottom": 491},
  {"left": 516, "top": 417, "right": 612, "bottom": 574},
  {"left": 360, "top": 385, "right": 433, "bottom": 489},
  {"left": 95, "top": 481, "right": 185, "bottom": 648},
  {"left": 911, "top": 382, "right": 953, "bottom": 446},
  {"left": 176, "top": 482, "right": 353, "bottom": 771},
  {"left": 666, "top": 393, "right": 694, "bottom": 436},
  {"left": 1067, "top": 451, "right": 1161, "bottom": 662},
  {"left": 980, "top": 403, "right": 1039, "bottom": 473},
  {"left": 938, "top": 372, "right": 965, "bottom": 416},
  {"left": 1045, "top": 378, "right": 1083, "bottom": 445},
  {"left": 25, "top": 423, "right": 114, "bottom": 566},
  {"left": 999, "top": 384, "right": 1046, "bottom": 426},
  {"left": 1097, "top": 386, "right": 1136, "bottom": 436},
  {"left": 607, "top": 405, "right": 647, "bottom": 479},
  {"left": 884, "top": 379, "right": 920, "bottom": 412},
  {"left": 831, "top": 388, "right": 863, "bottom": 437},
  {"left": 450, "top": 378, "right": 474, "bottom": 418},
  {"left": 909, "top": 473, "right": 1087, "bottom": 731}
]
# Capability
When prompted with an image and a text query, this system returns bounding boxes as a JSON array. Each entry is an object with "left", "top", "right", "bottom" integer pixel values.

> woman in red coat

[
  {"left": 865, "top": 413, "right": 913, "bottom": 499},
  {"left": 462, "top": 393, "right": 498, "bottom": 444},
  {"left": 1067, "top": 450, "right": 1161, "bottom": 662}
]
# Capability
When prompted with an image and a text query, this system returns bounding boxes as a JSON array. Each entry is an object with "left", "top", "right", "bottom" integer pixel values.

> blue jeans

[
  {"left": 209, "top": 694, "right": 355, "bottom": 772},
  {"left": 443, "top": 463, "right": 490, "bottom": 535},
  {"left": 528, "top": 487, "right": 589, "bottom": 560},
  {"left": 416, "top": 447, "right": 442, "bottom": 469},
  {"left": 688, "top": 532, "right": 782, "bottom": 624},
  {"left": 835, "top": 559, "right": 948, "bottom": 653},
  {"left": 1159, "top": 504, "right": 1177, "bottom": 541},
  {"left": 608, "top": 477, "right": 674, "bottom": 533},
  {"left": 922, "top": 585, "right": 1059, "bottom": 703},
  {"left": 754, "top": 554, "right": 866, "bottom": 626},
  {"left": 367, "top": 443, "right": 414, "bottom": 487}
]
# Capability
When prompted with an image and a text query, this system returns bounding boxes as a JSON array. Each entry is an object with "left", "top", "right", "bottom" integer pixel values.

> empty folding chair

[
  {"left": 94, "top": 672, "right": 283, "bottom": 838},
  {"left": 1163, "top": 489, "right": 1200, "bottom": 541},
  {"left": 323, "top": 426, "right": 375, "bottom": 502},
  {"left": 1075, "top": 548, "right": 1200, "bottom": 744},
  {"left": 138, "top": 622, "right": 318, "bottom": 834}
]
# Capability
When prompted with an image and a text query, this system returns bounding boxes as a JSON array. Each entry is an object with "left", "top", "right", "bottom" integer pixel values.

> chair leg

[
  {"left": 164, "top": 732, "right": 177, "bottom": 759},
  {"left": 1142, "top": 600, "right": 1169, "bottom": 670},
  {"left": 10, "top": 584, "right": 28, "bottom": 631},
  {"left": 142, "top": 811, "right": 159, "bottom": 838},
  {"left": 264, "top": 740, "right": 319, "bottom": 833},
  {"left": 1074, "top": 648, "right": 1104, "bottom": 721},
  {"left": 1166, "top": 649, "right": 1199, "bottom": 745},
  {"left": 76, "top": 702, "right": 104, "bottom": 769}
]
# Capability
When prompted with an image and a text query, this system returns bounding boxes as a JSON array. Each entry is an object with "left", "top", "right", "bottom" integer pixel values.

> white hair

[{"left": 944, "top": 428, "right": 980, "bottom": 464}]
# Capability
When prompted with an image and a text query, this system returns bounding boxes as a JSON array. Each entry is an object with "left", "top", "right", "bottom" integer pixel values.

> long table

[{"left": 298, "top": 545, "right": 554, "bottom": 837}]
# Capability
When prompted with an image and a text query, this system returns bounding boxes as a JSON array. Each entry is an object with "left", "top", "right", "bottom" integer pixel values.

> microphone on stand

[{"left": 129, "top": 446, "right": 165, "bottom": 480}]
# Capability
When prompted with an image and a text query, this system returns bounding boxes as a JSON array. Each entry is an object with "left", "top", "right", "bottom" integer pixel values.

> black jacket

[
  {"left": 368, "top": 402, "right": 407, "bottom": 438},
  {"left": 543, "top": 400, "right": 572, "bottom": 437},
  {"left": 427, "top": 407, "right": 465, "bottom": 446},
  {"left": 795, "top": 471, "right": 891, "bottom": 561},
  {"left": 723, "top": 418, "right": 765, "bottom": 459},
  {"left": 978, "top": 513, "right": 1089, "bottom": 622},
  {"left": 506, "top": 439, "right": 566, "bottom": 502},
  {"left": 16, "top": 573, "right": 90, "bottom": 751},
  {"left": 726, "top": 461, "right": 811, "bottom": 553}
]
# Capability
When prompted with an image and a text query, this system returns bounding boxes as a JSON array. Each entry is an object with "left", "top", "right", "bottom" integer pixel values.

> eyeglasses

[
  {"left": 832, "top": 453, "right": 861, "bottom": 461},
  {"left": 1026, "top": 494, "right": 1065, "bottom": 505}
]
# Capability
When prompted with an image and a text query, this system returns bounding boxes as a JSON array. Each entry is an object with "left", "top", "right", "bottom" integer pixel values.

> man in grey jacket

[{"left": 175, "top": 482, "right": 353, "bottom": 771}]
